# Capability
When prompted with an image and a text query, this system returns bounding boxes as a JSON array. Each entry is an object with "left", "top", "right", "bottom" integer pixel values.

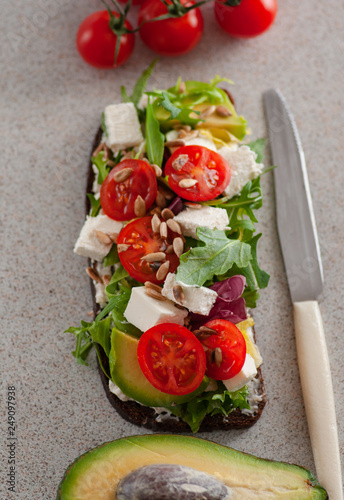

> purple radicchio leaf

[{"left": 190, "top": 275, "right": 247, "bottom": 329}]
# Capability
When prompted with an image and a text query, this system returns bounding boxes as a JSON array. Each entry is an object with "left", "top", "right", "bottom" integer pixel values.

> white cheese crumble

[
  {"left": 218, "top": 145, "right": 263, "bottom": 199},
  {"left": 165, "top": 130, "right": 217, "bottom": 151},
  {"left": 104, "top": 102, "right": 143, "bottom": 151},
  {"left": 124, "top": 286, "right": 188, "bottom": 332},
  {"left": 222, "top": 354, "right": 257, "bottom": 393},
  {"left": 73, "top": 214, "right": 123, "bottom": 262},
  {"left": 173, "top": 205, "right": 229, "bottom": 239},
  {"left": 162, "top": 273, "right": 217, "bottom": 316}
]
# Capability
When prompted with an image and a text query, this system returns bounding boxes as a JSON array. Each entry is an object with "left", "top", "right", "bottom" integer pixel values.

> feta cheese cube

[
  {"left": 104, "top": 102, "right": 143, "bottom": 151},
  {"left": 165, "top": 130, "right": 217, "bottom": 152},
  {"left": 74, "top": 214, "right": 123, "bottom": 262},
  {"left": 161, "top": 273, "right": 217, "bottom": 316},
  {"left": 124, "top": 286, "right": 188, "bottom": 332},
  {"left": 218, "top": 145, "right": 263, "bottom": 199},
  {"left": 222, "top": 354, "right": 258, "bottom": 392},
  {"left": 173, "top": 206, "right": 229, "bottom": 239}
]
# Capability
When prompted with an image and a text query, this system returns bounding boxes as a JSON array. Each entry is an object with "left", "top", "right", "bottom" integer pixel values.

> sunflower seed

[
  {"left": 134, "top": 195, "right": 146, "bottom": 217},
  {"left": 151, "top": 214, "right": 161, "bottom": 233},
  {"left": 86, "top": 267, "right": 102, "bottom": 283},
  {"left": 165, "top": 244, "right": 174, "bottom": 254},
  {"left": 178, "top": 81, "right": 186, "bottom": 93},
  {"left": 216, "top": 105, "right": 232, "bottom": 117},
  {"left": 158, "top": 184, "right": 174, "bottom": 200},
  {"left": 103, "top": 145, "right": 111, "bottom": 160},
  {"left": 178, "top": 178, "right": 198, "bottom": 189},
  {"left": 165, "top": 139, "right": 186, "bottom": 148},
  {"left": 149, "top": 262, "right": 161, "bottom": 271},
  {"left": 92, "top": 142, "right": 105, "bottom": 157},
  {"left": 150, "top": 206, "right": 162, "bottom": 216},
  {"left": 117, "top": 243, "right": 130, "bottom": 253},
  {"left": 106, "top": 159, "right": 117, "bottom": 167},
  {"left": 160, "top": 221, "right": 168, "bottom": 238},
  {"left": 102, "top": 275, "right": 111, "bottom": 286},
  {"left": 214, "top": 347, "right": 223, "bottom": 367},
  {"left": 184, "top": 202, "right": 203, "bottom": 209},
  {"left": 166, "top": 218, "right": 181, "bottom": 234},
  {"left": 145, "top": 287, "right": 167, "bottom": 301},
  {"left": 199, "top": 325, "right": 218, "bottom": 335},
  {"left": 200, "top": 105, "right": 216, "bottom": 119},
  {"left": 155, "top": 191, "right": 167, "bottom": 208},
  {"left": 151, "top": 164, "right": 162, "bottom": 177},
  {"left": 144, "top": 281, "right": 163, "bottom": 293},
  {"left": 156, "top": 260, "right": 170, "bottom": 281},
  {"left": 172, "top": 237, "right": 184, "bottom": 258},
  {"left": 193, "top": 330, "right": 213, "bottom": 340},
  {"left": 173, "top": 284, "right": 185, "bottom": 304},
  {"left": 113, "top": 167, "right": 133, "bottom": 183},
  {"left": 161, "top": 208, "right": 174, "bottom": 221},
  {"left": 172, "top": 154, "right": 189, "bottom": 171},
  {"left": 94, "top": 230, "right": 112, "bottom": 245},
  {"left": 177, "top": 129, "right": 188, "bottom": 139},
  {"left": 174, "top": 124, "right": 191, "bottom": 132},
  {"left": 141, "top": 252, "right": 166, "bottom": 262},
  {"left": 184, "top": 130, "right": 199, "bottom": 140},
  {"left": 108, "top": 233, "right": 118, "bottom": 243}
]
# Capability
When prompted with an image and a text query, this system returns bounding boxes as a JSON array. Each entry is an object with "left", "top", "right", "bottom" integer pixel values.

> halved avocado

[
  {"left": 57, "top": 434, "right": 328, "bottom": 500},
  {"left": 109, "top": 328, "right": 208, "bottom": 407}
]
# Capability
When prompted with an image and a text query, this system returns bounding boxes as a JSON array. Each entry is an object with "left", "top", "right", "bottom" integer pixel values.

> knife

[{"left": 264, "top": 89, "right": 343, "bottom": 500}]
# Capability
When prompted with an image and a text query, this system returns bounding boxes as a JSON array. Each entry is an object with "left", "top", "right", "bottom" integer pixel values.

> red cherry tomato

[
  {"left": 100, "top": 159, "right": 157, "bottom": 221},
  {"left": 165, "top": 145, "right": 231, "bottom": 201},
  {"left": 201, "top": 319, "right": 246, "bottom": 380},
  {"left": 214, "top": 0, "right": 277, "bottom": 38},
  {"left": 137, "top": 323, "right": 206, "bottom": 395},
  {"left": 117, "top": 216, "right": 180, "bottom": 284},
  {"left": 76, "top": 10, "right": 135, "bottom": 68},
  {"left": 120, "top": 0, "right": 144, "bottom": 4},
  {"left": 138, "top": 0, "right": 204, "bottom": 57}
]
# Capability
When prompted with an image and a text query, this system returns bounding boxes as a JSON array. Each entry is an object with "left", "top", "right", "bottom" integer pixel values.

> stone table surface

[{"left": 1, "top": 1, "right": 343, "bottom": 498}]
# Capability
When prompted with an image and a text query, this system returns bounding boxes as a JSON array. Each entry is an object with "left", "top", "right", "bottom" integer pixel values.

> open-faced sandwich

[
  {"left": 57, "top": 434, "right": 328, "bottom": 499},
  {"left": 66, "top": 63, "right": 271, "bottom": 432}
]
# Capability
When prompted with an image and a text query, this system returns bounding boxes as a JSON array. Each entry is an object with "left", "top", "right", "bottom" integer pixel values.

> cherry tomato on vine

[
  {"left": 137, "top": 323, "right": 206, "bottom": 395},
  {"left": 201, "top": 319, "right": 246, "bottom": 380},
  {"left": 165, "top": 145, "right": 231, "bottom": 201},
  {"left": 100, "top": 159, "right": 157, "bottom": 221},
  {"left": 116, "top": 216, "right": 180, "bottom": 284},
  {"left": 214, "top": 0, "right": 277, "bottom": 38},
  {"left": 120, "top": 0, "right": 145, "bottom": 5},
  {"left": 76, "top": 10, "right": 135, "bottom": 68},
  {"left": 138, "top": 0, "right": 204, "bottom": 57}
]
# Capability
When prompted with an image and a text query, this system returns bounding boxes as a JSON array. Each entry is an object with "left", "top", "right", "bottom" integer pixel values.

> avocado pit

[{"left": 116, "top": 463, "right": 232, "bottom": 500}]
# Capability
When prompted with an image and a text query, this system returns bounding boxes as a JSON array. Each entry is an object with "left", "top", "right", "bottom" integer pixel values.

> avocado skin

[{"left": 57, "top": 434, "right": 328, "bottom": 500}]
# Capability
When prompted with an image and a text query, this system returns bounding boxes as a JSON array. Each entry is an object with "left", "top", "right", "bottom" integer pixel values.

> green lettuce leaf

[
  {"left": 103, "top": 245, "right": 120, "bottom": 267},
  {"left": 159, "top": 92, "right": 201, "bottom": 126},
  {"left": 169, "top": 384, "right": 250, "bottom": 433},
  {"left": 176, "top": 227, "right": 251, "bottom": 286},
  {"left": 247, "top": 138, "right": 265, "bottom": 163}
]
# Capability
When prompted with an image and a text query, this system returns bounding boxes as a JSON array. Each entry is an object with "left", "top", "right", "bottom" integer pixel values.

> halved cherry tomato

[
  {"left": 117, "top": 216, "right": 180, "bottom": 284},
  {"left": 100, "top": 159, "right": 157, "bottom": 221},
  {"left": 214, "top": 0, "right": 277, "bottom": 39},
  {"left": 137, "top": 323, "right": 206, "bottom": 395},
  {"left": 165, "top": 145, "right": 231, "bottom": 201},
  {"left": 138, "top": 0, "right": 204, "bottom": 57},
  {"left": 76, "top": 10, "right": 135, "bottom": 69},
  {"left": 201, "top": 319, "right": 246, "bottom": 380}
]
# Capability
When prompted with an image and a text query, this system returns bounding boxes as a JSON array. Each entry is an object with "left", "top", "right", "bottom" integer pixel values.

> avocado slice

[
  {"left": 109, "top": 328, "right": 209, "bottom": 407},
  {"left": 57, "top": 434, "right": 328, "bottom": 499}
]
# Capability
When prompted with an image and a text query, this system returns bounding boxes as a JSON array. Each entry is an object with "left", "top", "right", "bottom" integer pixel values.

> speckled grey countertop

[{"left": 1, "top": 1, "right": 343, "bottom": 499}]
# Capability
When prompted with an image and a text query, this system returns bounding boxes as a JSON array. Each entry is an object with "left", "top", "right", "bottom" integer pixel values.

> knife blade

[{"left": 264, "top": 88, "right": 343, "bottom": 500}]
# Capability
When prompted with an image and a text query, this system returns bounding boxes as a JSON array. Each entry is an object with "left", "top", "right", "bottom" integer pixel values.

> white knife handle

[{"left": 293, "top": 300, "right": 343, "bottom": 499}]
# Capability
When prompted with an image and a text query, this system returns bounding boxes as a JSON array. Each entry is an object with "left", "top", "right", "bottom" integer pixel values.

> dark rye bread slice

[{"left": 87, "top": 128, "right": 266, "bottom": 432}]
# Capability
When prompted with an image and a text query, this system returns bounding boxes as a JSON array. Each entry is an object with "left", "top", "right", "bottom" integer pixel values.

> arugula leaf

[
  {"left": 101, "top": 111, "right": 108, "bottom": 137},
  {"left": 90, "top": 316, "right": 112, "bottom": 357},
  {"left": 169, "top": 384, "right": 250, "bottom": 433},
  {"left": 247, "top": 138, "right": 265, "bottom": 163},
  {"left": 65, "top": 316, "right": 112, "bottom": 365},
  {"left": 121, "top": 59, "right": 158, "bottom": 108},
  {"left": 87, "top": 193, "right": 101, "bottom": 217},
  {"left": 91, "top": 151, "right": 110, "bottom": 184},
  {"left": 145, "top": 97, "right": 165, "bottom": 167},
  {"left": 105, "top": 265, "right": 130, "bottom": 297},
  {"left": 103, "top": 245, "right": 120, "bottom": 267},
  {"left": 175, "top": 227, "right": 251, "bottom": 286},
  {"left": 110, "top": 283, "right": 142, "bottom": 336},
  {"left": 159, "top": 92, "right": 201, "bottom": 126}
]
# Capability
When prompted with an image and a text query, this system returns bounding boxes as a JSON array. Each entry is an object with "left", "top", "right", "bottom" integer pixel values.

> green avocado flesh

[
  {"left": 57, "top": 434, "right": 327, "bottom": 500},
  {"left": 109, "top": 328, "right": 208, "bottom": 407}
]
